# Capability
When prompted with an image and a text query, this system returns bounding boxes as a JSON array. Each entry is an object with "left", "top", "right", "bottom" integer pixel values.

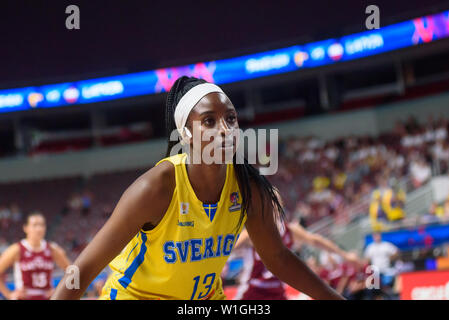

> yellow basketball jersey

[{"left": 99, "top": 153, "right": 246, "bottom": 300}]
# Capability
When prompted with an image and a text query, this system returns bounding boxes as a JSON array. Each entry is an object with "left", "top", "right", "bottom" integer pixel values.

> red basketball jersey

[
  {"left": 14, "top": 239, "right": 54, "bottom": 300},
  {"left": 234, "top": 220, "right": 294, "bottom": 300}
]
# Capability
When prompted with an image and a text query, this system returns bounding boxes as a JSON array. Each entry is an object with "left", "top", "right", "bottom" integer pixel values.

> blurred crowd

[
  {"left": 270, "top": 115, "right": 449, "bottom": 229},
  {"left": 0, "top": 203, "right": 23, "bottom": 230}
]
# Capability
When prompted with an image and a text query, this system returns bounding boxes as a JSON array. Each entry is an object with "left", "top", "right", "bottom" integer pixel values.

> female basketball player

[
  {"left": 51, "top": 76, "right": 343, "bottom": 300},
  {"left": 0, "top": 212, "right": 71, "bottom": 300}
]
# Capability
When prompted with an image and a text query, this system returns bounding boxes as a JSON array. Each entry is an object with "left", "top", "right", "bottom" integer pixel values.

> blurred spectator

[
  {"left": 9, "top": 203, "right": 23, "bottom": 223},
  {"left": 383, "top": 185, "right": 406, "bottom": 222},
  {"left": 60, "top": 193, "right": 83, "bottom": 216},
  {"left": 410, "top": 157, "right": 432, "bottom": 188},
  {"left": 423, "top": 201, "right": 445, "bottom": 225},
  {"left": 369, "top": 176, "right": 406, "bottom": 231},
  {"left": 68, "top": 193, "right": 83, "bottom": 213},
  {"left": 434, "top": 119, "right": 448, "bottom": 142},
  {"left": 424, "top": 197, "right": 449, "bottom": 224},
  {"left": 444, "top": 199, "right": 449, "bottom": 221},
  {"left": 364, "top": 233, "right": 399, "bottom": 287},
  {"left": 0, "top": 205, "right": 11, "bottom": 230},
  {"left": 369, "top": 190, "right": 385, "bottom": 231},
  {"left": 332, "top": 170, "right": 347, "bottom": 191},
  {"left": 81, "top": 190, "right": 93, "bottom": 216}
]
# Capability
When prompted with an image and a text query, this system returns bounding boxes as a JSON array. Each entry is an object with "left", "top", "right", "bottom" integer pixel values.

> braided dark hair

[{"left": 165, "top": 76, "right": 285, "bottom": 232}]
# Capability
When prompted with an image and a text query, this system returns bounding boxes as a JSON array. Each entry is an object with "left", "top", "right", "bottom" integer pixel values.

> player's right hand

[{"left": 9, "top": 289, "right": 25, "bottom": 300}]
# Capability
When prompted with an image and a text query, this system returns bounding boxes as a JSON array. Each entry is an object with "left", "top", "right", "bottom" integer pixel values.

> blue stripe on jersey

[
  {"left": 118, "top": 232, "right": 148, "bottom": 289},
  {"left": 110, "top": 288, "right": 118, "bottom": 300}
]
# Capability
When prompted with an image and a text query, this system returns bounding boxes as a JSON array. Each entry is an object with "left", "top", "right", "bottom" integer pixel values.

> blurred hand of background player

[
  {"left": 45, "top": 288, "right": 55, "bottom": 299},
  {"left": 342, "top": 252, "right": 364, "bottom": 269},
  {"left": 8, "top": 288, "right": 25, "bottom": 300}
]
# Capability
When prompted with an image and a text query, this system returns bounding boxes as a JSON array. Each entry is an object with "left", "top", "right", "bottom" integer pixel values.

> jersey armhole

[{"left": 140, "top": 188, "right": 177, "bottom": 237}]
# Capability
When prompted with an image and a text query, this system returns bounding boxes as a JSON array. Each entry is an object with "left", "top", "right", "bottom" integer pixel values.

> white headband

[{"left": 174, "top": 83, "right": 226, "bottom": 138}]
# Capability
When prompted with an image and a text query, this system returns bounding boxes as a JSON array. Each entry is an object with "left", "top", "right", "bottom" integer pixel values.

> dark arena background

[{"left": 2, "top": 0, "right": 449, "bottom": 302}]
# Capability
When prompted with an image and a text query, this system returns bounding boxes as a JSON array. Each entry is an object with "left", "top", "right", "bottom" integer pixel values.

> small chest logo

[
  {"left": 180, "top": 202, "right": 189, "bottom": 215},
  {"left": 228, "top": 192, "right": 242, "bottom": 212},
  {"left": 177, "top": 220, "right": 194, "bottom": 227}
]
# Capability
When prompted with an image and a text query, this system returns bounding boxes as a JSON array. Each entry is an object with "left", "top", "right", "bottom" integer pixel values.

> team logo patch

[
  {"left": 203, "top": 203, "right": 218, "bottom": 223},
  {"left": 228, "top": 192, "right": 242, "bottom": 212},
  {"left": 180, "top": 202, "right": 189, "bottom": 214}
]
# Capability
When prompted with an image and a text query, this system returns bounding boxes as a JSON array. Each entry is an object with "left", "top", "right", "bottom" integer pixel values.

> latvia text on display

[{"left": 400, "top": 270, "right": 449, "bottom": 300}]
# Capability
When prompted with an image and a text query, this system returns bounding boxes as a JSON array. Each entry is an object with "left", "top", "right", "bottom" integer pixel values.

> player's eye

[
  {"left": 227, "top": 115, "right": 237, "bottom": 124},
  {"left": 203, "top": 118, "right": 215, "bottom": 127}
]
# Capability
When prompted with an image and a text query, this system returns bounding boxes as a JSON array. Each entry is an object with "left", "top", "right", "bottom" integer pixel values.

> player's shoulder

[
  {"left": 0, "top": 242, "right": 20, "bottom": 260},
  {"left": 48, "top": 241, "right": 63, "bottom": 252},
  {"left": 139, "top": 160, "right": 175, "bottom": 194},
  {"left": 123, "top": 159, "right": 176, "bottom": 207},
  {"left": 12, "top": 240, "right": 24, "bottom": 251}
]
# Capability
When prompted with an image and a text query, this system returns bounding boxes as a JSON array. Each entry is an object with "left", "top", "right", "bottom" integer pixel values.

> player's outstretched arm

[
  {"left": 288, "top": 222, "right": 360, "bottom": 265},
  {"left": 51, "top": 161, "right": 174, "bottom": 300},
  {"left": 245, "top": 183, "right": 344, "bottom": 300}
]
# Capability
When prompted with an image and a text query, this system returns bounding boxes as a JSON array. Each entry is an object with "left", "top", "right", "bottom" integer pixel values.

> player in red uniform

[
  {"left": 231, "top": 190, "right": 361, "bottom": 300},
  {"left": 0, "top": 212, "right": 70, "bottom": 300}
]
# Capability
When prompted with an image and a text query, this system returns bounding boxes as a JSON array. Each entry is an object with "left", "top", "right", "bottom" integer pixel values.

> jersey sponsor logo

[
  {"left": 163, "top": 233, "right": 236, "bottom": 263},
  {"left": 180, "top": 202, "right": 189, "bottom": 214},
  {"left": 177, "top": 220, "right": 194, "bottom": 227},
  {"left": 20, "top": 256, "right": 54, "bottom": 271},
  {"left": 228, "top": 192, "right": 241, "bottom": 212}
]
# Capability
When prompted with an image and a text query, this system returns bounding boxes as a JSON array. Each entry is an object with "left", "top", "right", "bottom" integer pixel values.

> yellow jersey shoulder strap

[{"left": 155, "top": 153, "right": 186, "bottom": 167}]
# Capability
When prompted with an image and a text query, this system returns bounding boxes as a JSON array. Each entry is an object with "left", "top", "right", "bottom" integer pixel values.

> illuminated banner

[
  {"left": 400, "top": 270, "right": 449, "bottom": 300},
  {"left": 365, "top": 223, "right": 449, "bottom": 250},
  {"left": 1, "top": 10, "right": 448, "bottom": 113}
]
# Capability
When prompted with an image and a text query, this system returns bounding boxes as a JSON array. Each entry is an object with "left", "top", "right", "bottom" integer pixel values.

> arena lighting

[{"left": 0, "top": 10, "right": 448, "bottom": 113}]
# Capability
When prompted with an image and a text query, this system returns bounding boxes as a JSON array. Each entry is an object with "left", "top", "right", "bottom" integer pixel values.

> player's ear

[{"left": 182, "top": 127, "right": 192, "bottom": 145}]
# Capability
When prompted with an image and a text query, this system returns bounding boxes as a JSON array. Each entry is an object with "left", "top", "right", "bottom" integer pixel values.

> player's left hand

[{"left": 46, "top": 288, "right": 55, "bottom": 299}]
